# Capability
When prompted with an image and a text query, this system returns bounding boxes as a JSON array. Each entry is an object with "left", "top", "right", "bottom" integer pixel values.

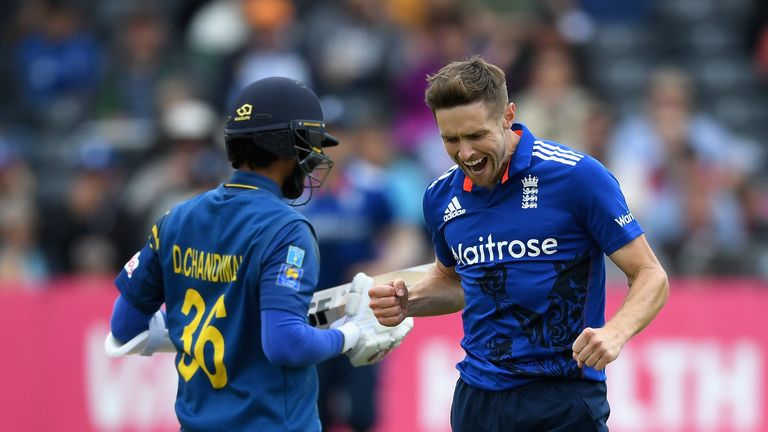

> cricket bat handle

[{"left": 307, "top": 263, "right": 431, "bottom": 328}]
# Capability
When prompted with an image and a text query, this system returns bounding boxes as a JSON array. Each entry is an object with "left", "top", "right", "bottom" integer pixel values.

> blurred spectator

[
  {"left": 11, "top": 0, "right": 102, "bottom": 131},
  {"left": 221, "top": 0, "right": 311, "bottom": 110},
  {"left": 607, "top": 66, "right": 762, "bottom": 275},
  {"left": 580, "top": 97, "right": 615, "bottom": 163},
  {"left": 577, "top": 0, "right": 652, "bottom": 24},
  {"left": 121, "top": 97, "right": 227, "bottom": 228},
  {"left": 0, "top": 200, "right": 48, "bottom": 286},
  {"left": 512, "top": 44, "right": 594, "bottom": 152},
  {"left": 186, "top": 0, "right": 249, "bottom": 56},
  {"left": 185, "top": 0, "right": 250, "bottom": 94},
  {"left": 67, "top": 234, "right": 118, "bottom": 278},
  {"left": 740, "top": 180, "right": 768, "bottom": 279},
  {"left": 482, "top": 13, "right": 537, "bottom": 96},
  {"left": 0, "top": 138, "right": 36, "bottom": 203},
  {"left": 357, "top": 123, "right": 431, "bottom": 236},
  {"left": 300, "top": 108, "right": 428, "bottom": 432},
  {"left": 147, "top": 146, "right": 231, "bottom": 223},
  {"left": 301, "top": 0, "right": 403, "bottom": 106},
  {"left": 748, "top": 0, "right": 768, "bottom": 80},
  {"left": 0, "top": 140, "right": 47, "bottom": 287},
  {"left": 95, "top": 5, "right": 178, "bottom": 122},
  {"left": 542, "top": 0, "right": 595, "bottom": 45},
  {"left": 40, "top": 140, "right": 136, "bottom": 275},
  {"left": 391, "top": 0, "right": 473, "bottom": 178}
]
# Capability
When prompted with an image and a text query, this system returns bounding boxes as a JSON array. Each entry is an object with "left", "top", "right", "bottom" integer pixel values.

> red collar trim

[
  {"left": 463, "top": 176, "right": 473, "bottom": 192},
  {"left": 500, "top": 129, "right": 522, "bottom": 184}
]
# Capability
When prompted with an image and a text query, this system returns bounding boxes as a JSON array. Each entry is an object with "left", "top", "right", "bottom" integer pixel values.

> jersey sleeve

[
  {"left": 261, "top": 309, "right": 343, "bottom": 366},
  {"left": 110, "top": 295, "right": 154, "bottom": 342},
  {"left": 114, "top": 216, "right": 166, "bottom": 314},
  {"left": 423, "top": 187, "right": 457, "bottom": 268},
  {"left": 259, "top": 219, "right": 320, "bottom": 314},
  {"left": 570, "top": 156, "right": 644, "bottom": 255}
]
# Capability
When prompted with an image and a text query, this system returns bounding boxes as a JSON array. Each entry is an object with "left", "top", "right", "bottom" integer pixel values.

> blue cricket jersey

[
  {"left": 115, "top": 170, "right": 323, "bottom": 431},
  {"left": 300, "top": 161, "right": 395, "bottom": 289},
  {"left": 423, "top": 124, "right": 643, "bottom": 391}
]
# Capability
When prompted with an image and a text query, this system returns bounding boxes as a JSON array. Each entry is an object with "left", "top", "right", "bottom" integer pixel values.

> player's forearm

[
  {"left": 407, "top": 265, "right": 464, "bottom": 317},
  {"left": 605, "top": 265, "right": 669, "bottom": 343},
  {"left": 110, "top": 295, "right": 154, "bottom": 343},
  {"left": 261, "top": 309, "right": 344, "bottom": 367}
]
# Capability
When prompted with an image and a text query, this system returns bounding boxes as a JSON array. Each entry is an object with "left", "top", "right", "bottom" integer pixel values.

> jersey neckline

[
  {"left": 454, "top": 123, "right": 534, "bottom": 193},
  {"left": 224, "top": 170, "right": 282, "bottom": 196}
]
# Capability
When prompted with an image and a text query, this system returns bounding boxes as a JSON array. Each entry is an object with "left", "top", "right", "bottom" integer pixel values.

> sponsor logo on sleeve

[
  {"left": 277, "top": 264, "right": 303, "bottom": 290},
  {"left": 614, "top": 211, "right": 635, "bottom": 227},
  {"left": 286, "top": 245, "right": 305, "bottom": 268},
  {"left": 124, "top": 251, "right": 140, "bottom": 278}
]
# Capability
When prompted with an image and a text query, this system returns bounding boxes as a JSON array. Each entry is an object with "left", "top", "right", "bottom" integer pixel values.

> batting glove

[
  {"left": 105, "top": 310, "right": 176, "bottom": 357},
  {"left": 337, "top": 273, "right": 415, "bottom": 367}
]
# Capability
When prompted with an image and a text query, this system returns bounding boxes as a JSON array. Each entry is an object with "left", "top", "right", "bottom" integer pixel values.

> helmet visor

[{"left": 291, "top": 120, "right": 338, "bottom": 148}]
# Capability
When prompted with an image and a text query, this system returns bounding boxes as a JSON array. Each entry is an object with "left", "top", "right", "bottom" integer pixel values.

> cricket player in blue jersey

[
  {"left": 106, "top": 77, "right": 408, "bottom": 431},
  {"left": 370, "top": 57, "right": 670, "bottom": 431}
]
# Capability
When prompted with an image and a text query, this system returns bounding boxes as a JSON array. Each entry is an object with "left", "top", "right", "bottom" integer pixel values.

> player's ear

[{"left": 503, "top": 103, "right": 516, "bottom": 128}]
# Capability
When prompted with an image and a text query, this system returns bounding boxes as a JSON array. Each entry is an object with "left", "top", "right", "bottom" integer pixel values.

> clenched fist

[
  {"left": 368, "top": 278, "right": 409, "bottom": 327},
  {"left": 571, "top": 325, "right": 628, "bottom": 371}
]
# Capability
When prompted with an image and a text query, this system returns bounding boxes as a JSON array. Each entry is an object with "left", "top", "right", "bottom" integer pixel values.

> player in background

[
  {"left": 107, "top": 77, "right": 395, "bottom": 431},
  {"left": 369, "top": 57, "right": 670, "bottom": 431},
  {"left": 300, "top": 111, "right": 428, "bottom": 432}
]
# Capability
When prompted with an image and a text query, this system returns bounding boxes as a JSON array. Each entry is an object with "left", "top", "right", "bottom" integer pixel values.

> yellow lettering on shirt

[
  {"left": 184, "top": 248, "right": 193, "bottom": 277},
  {"left": 212, "top": 254, "right": 221, "bottom": 283},
  {"left": 220, "top": 255, "right": 231, "bottom": 282},
  {"left": 173, "top": 244, "right": 243, "bottom": 284},
  {"left": 196, "top": 251, "right": 205, "bottom": 280},
  {"left": 173, "top": 245, "right": 182, "bottom": 273}
]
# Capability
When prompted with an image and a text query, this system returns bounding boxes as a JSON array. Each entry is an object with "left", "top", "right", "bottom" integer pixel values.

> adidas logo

[{"left": 443, "top": 196, "right": 466, "bottom": 222}]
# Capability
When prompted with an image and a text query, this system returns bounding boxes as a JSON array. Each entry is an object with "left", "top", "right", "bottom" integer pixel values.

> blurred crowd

[{"left": 1, "top": 0, "right": 768, "bottom": 291}]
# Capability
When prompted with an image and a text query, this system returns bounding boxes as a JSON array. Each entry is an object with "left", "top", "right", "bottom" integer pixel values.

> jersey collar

[
  {"left": 452, "top": 123, "right": 535, "bottom": 192},
  {"left": 224, "top": 170, "right": 282, "bottom": 196}
]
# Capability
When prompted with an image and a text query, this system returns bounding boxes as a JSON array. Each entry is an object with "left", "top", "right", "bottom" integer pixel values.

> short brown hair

[{"left": 425, "top": 56, "right": 509, "bottom": 119}]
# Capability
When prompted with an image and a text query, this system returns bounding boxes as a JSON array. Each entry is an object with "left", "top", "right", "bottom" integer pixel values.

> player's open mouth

[{"left": 465, "top": 157, "right": 487, "bottom": 173}]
